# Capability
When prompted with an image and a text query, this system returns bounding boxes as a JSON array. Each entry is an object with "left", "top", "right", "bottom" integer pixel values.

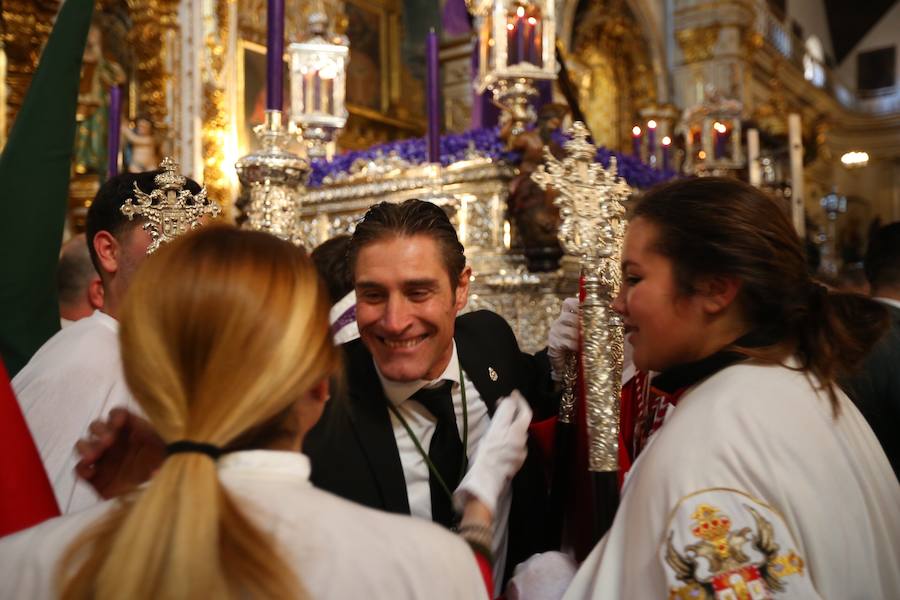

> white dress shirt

[
  {"left": 13, "top": 310, "right": 138, "bottom": 514},
  {"left": 0, "top": 450, "right": 487, "bottom": 600},
  {"left": 377, "top": 341, "right": 512, "bottom": 594}
]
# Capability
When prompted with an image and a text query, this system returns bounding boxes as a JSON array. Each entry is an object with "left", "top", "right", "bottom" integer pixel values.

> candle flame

[
  {"left": 516, "top": 6, "right": 525, "bottom": 17},
  {"left": 698, "top": 150, "right": 707, "bottom": 159},
  {"left": 662, "top": 136, "right": 672, "bottom": 146},
  {"left": 647, "top": 119, "right": 657, "bottom": 129},
  {"left": 840, "top": 151, "right": 869, "bottom": 167},
  {"left": 713, "top": 121, "right": 727, "bottom": 133},
  {"left": 632, "top": 125, "right": 641, "bottom": 136},
  {"left": 506, "top": 22, "right": 515, "bottom": 30},
  {"left": 527, "top": 16, "right": 537, "bottom": 25}
]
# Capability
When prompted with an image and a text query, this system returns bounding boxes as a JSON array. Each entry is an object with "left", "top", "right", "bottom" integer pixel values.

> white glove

[
  {"left": 506, "top": 552, "right": 578, "bottom": 600},
  {"left": 453, "top": 390, "right": 532, "bottom": 516},
  {"left": 547, "top": 297, "right": 579, "bottom": 381}
]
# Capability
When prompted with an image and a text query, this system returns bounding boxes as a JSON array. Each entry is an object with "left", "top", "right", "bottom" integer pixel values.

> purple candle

[
  {"left": 507, "top": 22, "right": 517, "bottom": 66},
  {"left": 534, "top": 22, "right": 543, "bottom": 67},
  {"left": 313, "top": 70, "right": 322, "bottom": 112},
  {"left": 516, "top": 9, "right": 525, "bottom": 66},
  {"left": 632, "top": 125, "right": 642, "bottom": 158},
  {"left": 426, "top": 29, "right": 441, "bottom": 163},
  {"left": 323, "top": 78, "right": 333, "bottom": 114},
  {"left": 107, "top": 85, "right": 121, "bottom": 177},
  {"left": 713, "top": 122, "right": 727, "bottom": 159},
  {"left": 266, "top": 0, "right": 285, "bottom": 111},
  {"left": 661, "top": 136, "right": 671, "bottom": 172},
  {"left": 646, "top": 120, "right": 657, "bottom": 155},
  {"left": 525, "top": 17, "right": 536, "bottom": 64}
]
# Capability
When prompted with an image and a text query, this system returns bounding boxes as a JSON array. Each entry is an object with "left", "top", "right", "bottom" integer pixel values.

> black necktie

[{"left": 411, "top": 380, "right": 462, "bottom": 528}]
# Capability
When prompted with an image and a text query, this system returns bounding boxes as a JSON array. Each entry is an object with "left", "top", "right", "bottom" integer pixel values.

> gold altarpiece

[
  {"left": 2, "top": 0, "right": 429, "bottom": 226},
  {"left": 565, "top": 0, "right": 657, "bottom": 153}
]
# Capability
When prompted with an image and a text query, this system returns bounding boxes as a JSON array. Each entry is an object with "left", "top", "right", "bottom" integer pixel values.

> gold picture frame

[{"left": 237, "top": 39, "right": 291, "bottom": 156}]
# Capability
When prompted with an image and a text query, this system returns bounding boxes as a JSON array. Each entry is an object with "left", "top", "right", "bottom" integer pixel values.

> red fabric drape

[{"left": 0, "top": 359, "right": 60, "bottom": 536}]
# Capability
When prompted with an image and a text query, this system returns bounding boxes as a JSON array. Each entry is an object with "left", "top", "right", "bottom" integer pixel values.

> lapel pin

[{"left": 488, "top": 367, "right": 498, "bottom": 382}]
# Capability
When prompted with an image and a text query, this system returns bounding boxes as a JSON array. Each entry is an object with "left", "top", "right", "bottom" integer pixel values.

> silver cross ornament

[{"left": 120, "top": 157, "right": 221, "bottom": 254}]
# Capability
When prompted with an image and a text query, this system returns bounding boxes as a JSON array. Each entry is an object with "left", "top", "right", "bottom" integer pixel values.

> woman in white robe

[{"left": 566, "top": 177, "right": 900, "bottom": 599}]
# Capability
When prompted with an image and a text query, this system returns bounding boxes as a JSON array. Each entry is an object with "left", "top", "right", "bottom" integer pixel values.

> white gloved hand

[
  {"left": 506, "top": 552, "right": 578, "bottom": 600},
  {"left": 547, "top": 297, "right": 579, "bottom": 381},
  {"left": 453, "top": 390, "right": 532, "bottom": 516}
]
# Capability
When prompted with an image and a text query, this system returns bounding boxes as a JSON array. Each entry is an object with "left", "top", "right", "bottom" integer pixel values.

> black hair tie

[{"left": 166, "top": 440, "right": 223, "bottom": 460}]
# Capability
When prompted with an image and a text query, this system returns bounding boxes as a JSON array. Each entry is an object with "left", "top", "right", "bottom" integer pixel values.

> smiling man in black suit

[{"left": 304, "top": 199, "right": 564, "bottom": 587}]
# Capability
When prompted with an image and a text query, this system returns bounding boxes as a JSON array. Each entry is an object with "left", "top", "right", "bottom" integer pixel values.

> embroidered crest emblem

[
  {"left": 488, "top": 367, "right": 498, "bottom": 382},
  {"left": 666, "top": 502, "right": 805, "bottom": 600}
]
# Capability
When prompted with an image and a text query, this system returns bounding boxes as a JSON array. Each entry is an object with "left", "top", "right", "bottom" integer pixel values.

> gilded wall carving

[
  {"left": 569, "top": 0, "right": 657, "bottom": 152},
  {"left": 1, "top": 0, "right": 60, "bottom": 135},
  {"left": 675, "top": 25, "right": 720, "bottom": 64},
  {"left": 129, "top": 0, "right": 179, "bottom": 137},
  {"left": 3, "top": 0, "right": 182, "bottom": 229}
]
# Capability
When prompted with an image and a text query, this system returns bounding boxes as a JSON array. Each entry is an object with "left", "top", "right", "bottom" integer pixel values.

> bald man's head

[{"left": 58, "top": 234, "right": 104, "bottom": 325}]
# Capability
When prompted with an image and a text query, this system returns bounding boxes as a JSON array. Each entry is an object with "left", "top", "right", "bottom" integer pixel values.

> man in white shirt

[
  {"left": 14, "top": 170, "right": 201, "bottom": 513},
  {"left": 305, "top": 199, "right": 572, "bottom": 589}
]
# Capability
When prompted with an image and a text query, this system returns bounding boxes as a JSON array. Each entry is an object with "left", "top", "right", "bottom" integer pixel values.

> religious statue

[
  {"left": 73, "top": 25, "right": 126, "bottom": 176},
  {"left": 500, "top": 103, "right": 569, "bottom": 272},
  {"left": 122, "top": 117, "right": 160, "bottom": 173}
]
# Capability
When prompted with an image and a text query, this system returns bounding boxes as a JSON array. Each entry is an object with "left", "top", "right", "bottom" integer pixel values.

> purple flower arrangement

[{"left": 307, "top": 127, "right": 677, "bottom": 190}]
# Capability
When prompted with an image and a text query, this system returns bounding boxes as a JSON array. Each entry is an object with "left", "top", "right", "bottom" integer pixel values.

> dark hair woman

[{"left": 565, "top": 178, "right": 900, "bottom": 599}]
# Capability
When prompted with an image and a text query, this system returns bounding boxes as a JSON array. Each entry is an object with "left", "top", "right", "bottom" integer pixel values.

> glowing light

[
  {"left": 840, "top": 151, "right": 869, "bottom": 167},
  {"left": 698, "top": 150, "right": 707, "bottom": 160},
  {"left": 516, "top": 6, "right": 525, "bottom": 17},
  {"left": 632, "top": 125, "right": 642, "bottom": 136},
  {"left": 662, "top": 136, "right": 672, "bottom": 146},
  {"left": 527, "top": 16, "right": 537, "bottom": 25},
  {"left": 503, "top": 220, "right": 511, "bottom": 249},
  {"left": 713, "top": 121, "right": 727, "bottom": 133},
  {"left": 507, "top": 22, "right": 515, "bottom": 30},
  {"left": 647, "top": 119, "right": 657, "bottom": 129}
]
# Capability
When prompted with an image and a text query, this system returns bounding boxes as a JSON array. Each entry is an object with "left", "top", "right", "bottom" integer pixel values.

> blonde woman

[{"left": 0, "top": 227, "right": 499, "bottom": 599}]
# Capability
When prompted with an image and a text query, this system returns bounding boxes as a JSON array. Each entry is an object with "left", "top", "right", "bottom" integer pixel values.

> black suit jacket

[
  {"left": 842, "top": 303, "right": 900, "bottom": 479},
  {"left": 304, "top": 310, "right": 559, "bottom": 580}
]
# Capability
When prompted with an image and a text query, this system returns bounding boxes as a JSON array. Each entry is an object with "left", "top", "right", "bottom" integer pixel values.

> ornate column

[{"left": 177, "top": 0, "right": 203, "bottom": 181}]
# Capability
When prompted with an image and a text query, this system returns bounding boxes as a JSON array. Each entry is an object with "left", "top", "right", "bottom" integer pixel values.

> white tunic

[
  {"left": 12, "top": 310, "right": 137, "bottom": 513},
  {"left": 0, "top": 450, "right": 488, "bottom": 600},
  {"left": 564, "top": 362, "right": 900, "bottom": 600}
]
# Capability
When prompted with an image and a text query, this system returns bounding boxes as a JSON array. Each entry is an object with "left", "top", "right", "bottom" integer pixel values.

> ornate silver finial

[
  {"left": 532, "top": 121, "right": 630, "bottom": 473},
  {"left": 235, "top": 110, "right": 308, "bottom": 244},
  {"left": 120, "top": 157, "right": 221, "bottom": 254}
]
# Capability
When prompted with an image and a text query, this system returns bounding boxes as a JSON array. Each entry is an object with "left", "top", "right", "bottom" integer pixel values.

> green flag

[{"left": 0, "top": 0, "right": 95, "bottom": 377}]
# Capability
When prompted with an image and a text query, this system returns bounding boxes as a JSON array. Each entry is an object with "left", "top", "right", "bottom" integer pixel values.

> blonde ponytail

[{"left": 60, "top": 227, "right": 339, "bottom": 599}]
